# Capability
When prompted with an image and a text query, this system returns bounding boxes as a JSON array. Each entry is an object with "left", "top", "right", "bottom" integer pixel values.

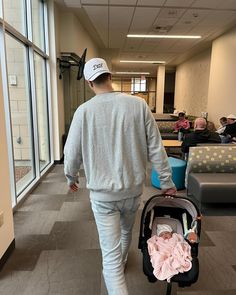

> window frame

[{"left": 0, "top": 0, "right": 53, "bottom": 206}]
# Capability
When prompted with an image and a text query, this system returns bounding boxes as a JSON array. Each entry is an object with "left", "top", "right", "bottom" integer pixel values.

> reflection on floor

[{"left": 1, "top": 164, "right": 236, "bottom": 295}]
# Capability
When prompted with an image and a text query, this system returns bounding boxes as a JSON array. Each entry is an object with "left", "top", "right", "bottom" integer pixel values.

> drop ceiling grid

[{"left": 62, "top": 0, "right": 236, "bottom": 70}]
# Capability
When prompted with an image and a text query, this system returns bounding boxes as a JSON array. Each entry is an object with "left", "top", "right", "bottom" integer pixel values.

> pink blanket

[{"left": 147, "top": 233, "right": 192, "bottom": 282}]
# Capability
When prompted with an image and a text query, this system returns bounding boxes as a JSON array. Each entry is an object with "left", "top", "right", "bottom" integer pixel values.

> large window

[
  {"left": 0, "top": 0, "right": 51, "bottom": 205},
  {"left": 34, "top": 53, "right": 50, "bottom": 171},
  {"left": 3, "top": 0, "right": 27, "bottom": 36},
  {"left": 131, "top": 77, "right": 147, "bottom": 93},
  {"left": 5, "top": 34, "right": 35, "bottom": 194},
  {"left": 32, "top": 0, "right": 45, "bottom": 50},
  {"left": 112, "top": 76, "right": 156, "bottom": 110}
]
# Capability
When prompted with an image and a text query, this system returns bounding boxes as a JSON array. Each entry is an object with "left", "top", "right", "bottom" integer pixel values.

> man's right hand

[
  {"left": 162, "top": 187, "right": 177, "bottom": 196},
  {"left": 69, "top": 183, "right": 79, "bottom": 192}
]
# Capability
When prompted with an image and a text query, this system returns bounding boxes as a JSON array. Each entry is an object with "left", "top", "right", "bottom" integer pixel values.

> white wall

[
  {"left": 174, "top": 49, "right": 211, "bottom": 116},
  {"left": 207, "top": 27, "right": 236, "bottom": 125},
  {"left": 0, "top": 61, "right": 15, "bottom": 259}
]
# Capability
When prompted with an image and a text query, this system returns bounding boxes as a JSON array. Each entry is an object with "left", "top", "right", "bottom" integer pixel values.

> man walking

[{"left": 64, "top": 58, "right": 176, "bottom": 295}]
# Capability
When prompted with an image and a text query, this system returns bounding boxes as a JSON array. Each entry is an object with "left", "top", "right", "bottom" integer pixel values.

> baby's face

[{"left": 159, "top": 231, "right": 172, "bottom": 240}]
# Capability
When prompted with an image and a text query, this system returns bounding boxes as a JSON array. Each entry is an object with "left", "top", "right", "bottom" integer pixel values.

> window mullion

[
  {"left": 43, "top": 0, "right": 49, "bottom": 55},
  {"left": 26, "top": 0, "right": 32, "bottom": 42},
  {"left": 45, "top": 59, "right": 54, "bottom": 166},
  {"left": 28, "top": 47, "right": 40, "bottom": 180}
]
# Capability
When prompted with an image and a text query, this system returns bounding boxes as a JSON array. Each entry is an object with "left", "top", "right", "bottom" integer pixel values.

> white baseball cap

[
  {"left": 227, "top": 114, "right": 236, "bottom": 120},
  {"left": 84, "top": 58, "right": 111, "bottom": 81}
]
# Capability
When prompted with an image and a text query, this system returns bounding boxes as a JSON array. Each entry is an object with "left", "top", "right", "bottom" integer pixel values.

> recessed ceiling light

[
  {"left": 127, "top": 34, "right": 201, "bottom": 39},
  {"left": 115, "top": 72, "right": 150, "bottom": 75},
  {"left": 120, "top": 60, "right": 165, "bottom": 64}
]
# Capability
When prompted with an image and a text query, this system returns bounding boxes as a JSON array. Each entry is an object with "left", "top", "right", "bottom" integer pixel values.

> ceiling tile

[
  {"left": 109, "top": 32, "right": 126, "bottom": 48},
  {"left": 168, "top": 24, "right": 194, "bottom": 34},
  {"left": 64, "top": 0, "right": 81, "bottom": 7},
  {"left": 129, "top": 7, "right": 160, "bottom": 34},
  {"left": 180, "top": 8, "right": 210, "bottom": 24},
  {"left": 109, "top": 6, "right": 135, "bottom": 48},
  {"left": 83, "top": 6, "right": 109, "bottom": 46},
  {"left": 81, "top": 0, "right": 108, "bottom": 4},
  {"left": 109, "top": 6, "right": 134, "bottom": 28},
  {"left": 137, "top": 0, "right": 166, "bottom": 6},
  {"left": 153, "top": 17, "right": 179, "bottom": 27},
  {"left": 158, "top": 7, "right": 186, "bottom": 19},
  {"left": 153, "top": 39, "right": 177, "bottom": 51},
  {"left": 168, "top": 39, "right": 200, "bottom": 52},
  {"left": 200, "top": 10, "right": 236, "bottom": 24},
  {"left": 109, "top": 0, "right": 137, "bottom": 4},
  {"left": 138, "top": 40, "right": 158, "bottom": 52},
  {"left": 165, "top": 0, "right": 195, "bottom": 7},
  {"left": 123, "top": 39, "right": 143, "bottom": 51},
  {"left": 192, "top": 0, "right": 236, "bottom": 9}
]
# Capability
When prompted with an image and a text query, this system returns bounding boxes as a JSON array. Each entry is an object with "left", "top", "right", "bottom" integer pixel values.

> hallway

[{"left": 1, "top": 165, "right": 236, "bottom": 295}]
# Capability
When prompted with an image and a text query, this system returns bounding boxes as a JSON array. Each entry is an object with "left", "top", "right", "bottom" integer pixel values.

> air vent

[{"left": 152, "top": 25, "right": 172, "bottom": 33}]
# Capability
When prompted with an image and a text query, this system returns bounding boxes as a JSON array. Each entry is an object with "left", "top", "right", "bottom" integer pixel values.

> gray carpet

[{"left": 0, "top": 164, "right": 236, "bottom": 295}]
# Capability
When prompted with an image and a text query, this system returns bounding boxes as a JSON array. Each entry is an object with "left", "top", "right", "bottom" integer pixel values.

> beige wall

[
  {"left": 50, "top": 4, "right": 99, "bottom": 160},
  {"left": 207, "top": 27, "right": 236, "bottom": 126},
  {"left": 59, "top": 10, "right": 99, "bottom": 60},
  {"left": 174, "top": 49, "right": 211, "bottom": 116},
  {"left": 0, "top": 61, "right": 15, "bottom": 259},
  {"left": 49, "top": 1, "right": 65, "bottom": 160}
]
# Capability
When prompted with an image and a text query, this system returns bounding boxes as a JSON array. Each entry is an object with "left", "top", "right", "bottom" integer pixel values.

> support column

[{"left": 155, "top": 65, "right": 165, "bottom": 114}]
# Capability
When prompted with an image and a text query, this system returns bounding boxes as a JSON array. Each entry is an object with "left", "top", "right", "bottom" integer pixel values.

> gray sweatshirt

[{"left": 64, "top": 92, "right": 174, "bottom": 201}]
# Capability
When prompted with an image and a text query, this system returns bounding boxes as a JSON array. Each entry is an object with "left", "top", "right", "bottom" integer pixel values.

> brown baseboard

[{"left": 0, "top": 239, "right": 15, "bottom": 271}]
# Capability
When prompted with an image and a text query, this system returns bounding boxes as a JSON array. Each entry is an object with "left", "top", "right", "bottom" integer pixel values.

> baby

[
  {"left": 157, "top": 224, "right": 198, "bottom": 243},
  {"left": 148, "top": 223, "right": 193, "bottom": 281},
  {"left": 157, "top": 224, "right": 173, "bottom": 240}
]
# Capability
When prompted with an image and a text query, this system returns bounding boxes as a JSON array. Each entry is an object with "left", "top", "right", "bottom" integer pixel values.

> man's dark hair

[
  {"left": 220, "top": 117, "right": 227, "bottom": 123},
  {"left": 92, "top": 73, "right": 111, "bottom": 85}
]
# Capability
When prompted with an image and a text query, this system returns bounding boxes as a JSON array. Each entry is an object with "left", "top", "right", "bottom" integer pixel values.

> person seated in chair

[
  {"left": 181, "top": 117, "right": 221, "bottom": 154},
  {"left": 221, "top": 114, "right": 236, "bottom": 142},
  {"left": 216, "top": 116, "right": 227, "bottom": 134},
  {"left": 173, "top": 112, "right": 190, "bottom": 134}
]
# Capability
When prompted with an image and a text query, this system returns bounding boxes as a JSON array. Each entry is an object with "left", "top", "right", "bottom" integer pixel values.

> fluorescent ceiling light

[
  {"left": 115, "top": 72, "right": 150, "bottom": 75},
  {"left": 120, "top": 60, "right": 165, "bottom": 64},
  {"left": 127, "top": 34, "right": 201, "bottom": 39}
]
